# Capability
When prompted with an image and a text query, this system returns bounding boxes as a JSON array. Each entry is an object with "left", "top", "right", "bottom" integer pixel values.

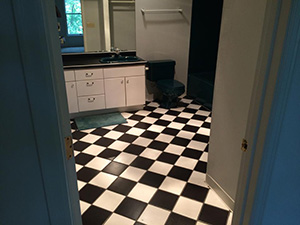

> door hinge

[
  {"left": 241, "top": 139, "right": 248, "bottom": 152},
  {"left": 64, "top": 136, "right": 73, "bottom": 160}
]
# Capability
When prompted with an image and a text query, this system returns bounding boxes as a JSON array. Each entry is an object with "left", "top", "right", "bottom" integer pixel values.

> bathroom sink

[{"left": 99, "top": 56, "right": 141, "bottom": 63}]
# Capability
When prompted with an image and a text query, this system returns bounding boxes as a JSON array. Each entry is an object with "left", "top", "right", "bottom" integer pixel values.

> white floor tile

[
  {"left": 93, "top": 190, "right": 125, "bottom": 211},
  {"left": 177, "top": 130, "right": 195, "bottom": 140},
  {"left": 75, "top": 164, "right": 83, "bottom": 172},
  {"left": 103, "top": 124, "right": 118, "bottom": 130},
  {"left": 200, "top": 152, "right": 208, "bottom": 162},
  {"left": 160, "top": 114, "right": 176, "bottom": 121},
  {"left": 187, "top": 104, "right": 201, "bottom": 110},
  {"left": 121, "top": 112, "right": 133, "bottom": 119},
  {"left": 187, "top": 119, "right": 204, "bottom": 127},
  {"left": 147, "top": 102, "right": 160, "bottom": 107},
  {"left": 125, "top": 119, "right": 139, "bottom": 127},
  {"left": 188, "top": 171, "right": 208, "bottom": 187},
  {"left": 155, "top": 134, "right": 174, "bottom": 143},
  {"left": 141, "top": 117, "right": 158, "bottom": 124},
  {"left": 114, "top": 152, "right": 137, "bottom": 165},
  {"left": 167, "top": 122, "right": 185, "bottom": 130},
  {"left": 172, "top": 107, "right": 185, "bottom": 112},
  {"left": 139, "top": 148, "right": 162, "bottom": 160},
  {"left": 82, "top": 145, "right": 105, "bottom": 156},
  {"left": 187, "top": 140, "right": 207, "bottom": 151},
  {"left": 135, "top": 110, "right": 151, "bottom": 116},
  {"left": 149, "top": 161, "right": 173, "bottom": 175},
  {"left": 173, "top": 196, "right": 203, "bottom": 220},
  {"left": 178, "top": 112, "right": 194, "bottom": 119},
  {"left": 153, "top": 108, "right": 168, "bottom": 114},
  {"left": 197, "top": 127, "right": 210, "bottom": 136},
  {"left": 104, "top": 130, "right": 124, "bottom": 140},
  {"left": 74, "top": 150, "right": 80, "bottom": 157},
  {"left": 120, "top": 166, "right": 146, "bottom": 182},
  {"left": 138, "top": 205, "right": 170, "bottom": 225},
  {"left": 180, "top": 98, "right": 193, "bottom": 104},
  {"left": 196, "top": 110, "right": 211, "bottom": 116},
  {"left": 175, "top": 156, "right": 198, "bottom": 170},
  {"left": 77, "top": 180, "right": 86, "bottom": 191},
  {"left": 108, "top": 140, "right": 130, "bottom": 151},
  {"left": 79, "top": 200, "right": 90, "bottom": 214},
  {"left": 205, "top": 117, "right": 212, "bottom": 123},
  {"left": 104, "top": 213, "right": 135, "bottom": 225},
  {"left": 227, "top": 212, "right": 233, "bottom": 225},
  {"left": 89, "top": 172, "right": 117, "bottom": 189},
  {"left": 128, "top": 183, "right": 157, "bottom": 203},
  {"left": 133, "top": 137, "right": 152, "bottom": 147},
  {"left": 204, "top": 189, "right": 230, "bottom": 210},
  {"left": 126, "top": 127, "right": 145, "bottom": 136},
  {"left": 159, "top": 177, "right": 186, "bottom": 195},
  {"left": 164, "top": 144, "right": 185, "bottom": 155},
  {"left": 80, "top": 134, "right": 100, "bottom": 143},
  {"left": 147, "top": 124, "right": 165, "bottom": 133},
  {"left": 85, "top": 157, "right": 111, "bottom": 171}
]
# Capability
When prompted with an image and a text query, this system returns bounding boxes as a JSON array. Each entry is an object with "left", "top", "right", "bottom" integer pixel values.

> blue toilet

[{"left": 146, "top": 60, "right": 185, "bottom": 109}]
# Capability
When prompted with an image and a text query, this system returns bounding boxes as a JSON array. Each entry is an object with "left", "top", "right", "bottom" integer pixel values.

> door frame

[
  {"left": 12, "top": 0, "right": 82, "bottom": 224},
  {"left": 233, "top": 0, "right": 292, "bottom": 224}
]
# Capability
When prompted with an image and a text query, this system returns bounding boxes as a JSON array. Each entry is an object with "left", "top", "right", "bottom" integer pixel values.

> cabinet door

[
  {"left": 104, "top": 78, "right": 126, "bottom": 108},
  {"left": 126, "top": 76, "right": 145, "bottom": 106},
  {"left": 65, "top": 82, "right": 79, "bottom": 113}
]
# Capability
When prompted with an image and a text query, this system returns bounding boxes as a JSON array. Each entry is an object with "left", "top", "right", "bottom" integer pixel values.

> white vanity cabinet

[
  {"left": 103, "top": 66, "right": 145, "bottom": 108},
  {"left": 64, "top": 64, "right": 145, "bottom": 114}
]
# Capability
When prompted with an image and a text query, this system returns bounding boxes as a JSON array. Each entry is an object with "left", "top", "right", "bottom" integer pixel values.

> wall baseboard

[{"left": 206, "top": 174, "right": 235, "bottom": 211}]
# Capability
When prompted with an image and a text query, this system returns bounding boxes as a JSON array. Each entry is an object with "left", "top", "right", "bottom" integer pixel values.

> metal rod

[
  {"left": 110, "top": 1, "right": 135, "bottom": 3},
  {"left": 141, "top": 8, "right": 183, "bottom": 14}
]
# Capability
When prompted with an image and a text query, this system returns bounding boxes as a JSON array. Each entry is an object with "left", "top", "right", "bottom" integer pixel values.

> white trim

[{"left": 103, "top": 0, "right": 112, "bottom": 51}]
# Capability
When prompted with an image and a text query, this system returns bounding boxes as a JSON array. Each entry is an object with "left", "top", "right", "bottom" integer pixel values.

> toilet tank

[{"left": 146, "top": 60, "right": 176, "bottom": 81}]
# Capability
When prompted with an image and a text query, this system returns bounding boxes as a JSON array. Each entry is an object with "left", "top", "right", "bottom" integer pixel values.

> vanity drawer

[
  {"left": 75, "top": 68, "right": 104, "bottom": 81},
  {"left": 103, "top": 66, "right": 145, "bottom": 78},
  {"left": 78, "top": 95, "right": 106, "bottom": 111},
  {"left": 76, "top": 80, "right": 104, "bottom": 96},
  {"left": 64, "top": 70, "right": 75, "bottom": 82}
]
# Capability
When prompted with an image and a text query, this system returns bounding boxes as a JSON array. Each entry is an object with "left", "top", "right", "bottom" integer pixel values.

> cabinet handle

[
  {"left": 85, "top": 72, "right": 93, "bottom": 77},
  {"left": 127, "top": 80, "right": 129, "bottom": 84},
  {"left": 86, "top": 82, "right": 94, "bottom": 87},
  {"left": 121, "top": 80, "right": 124, "bottom": 84},
  {"left": 88, "top": 97, "right": 95, "bottom": 102},
  {"left": 71, "top": 84, "right": 74, "bottom": 88}
]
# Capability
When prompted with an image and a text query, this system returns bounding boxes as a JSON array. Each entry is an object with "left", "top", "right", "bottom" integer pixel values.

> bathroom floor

[{"left": 72, "top": 97, "right": 232, "bottom": 225}]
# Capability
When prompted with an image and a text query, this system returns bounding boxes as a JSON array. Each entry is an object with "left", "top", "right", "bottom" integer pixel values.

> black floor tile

[
  {"left": 134, "top": 222, "right": 145, "bottom": 225},
  {"left": 79, "top": 184, "right": 105, "bottom": 204},
  {"left": 154, "top": 119, "right": 171, "bottom": 127},
  {"left": 108, "top": 177, "right": 136, "bottom": 195},
  {"left": 115, "top": 197, "right": 147, "bottom": 220},
  {"left": 98, "top": 149, "right": 120, "bottom": 160},
  {"left": 167, "top": 166, "right": 193, "bottom": 181},
  {"left": 182, "top": 124, "right": 199, "bottom": 133},
  {"left": 118, "top": 134, "right": 138, "bottom": 143},
  {"left": 129, "top": 115, "right": 145, "bottom": 121},
  {"left": 174, "top": 117, "right": 189, "bottom": 124},
  {"left": 143, "top": 106, "right": 157, "bottom": 111},
  {"left": 71, "top": 122, "right": 78, "bottom": 130},
  {"left": 149, "top": 190, "right": 178, "bottom": 210},
  {"left": 157, "top": 152, "right": 179, "bottom": 164},
  {"left": 192, "top": 115, "right": 207, "bottom": 121},
  {"left": 204, "top": 145, "right": 209, "bottom": 152},
  {"left": 166, "top": 110, "right": 180, "bottom": 116},
  {"left": 183, "top": 108, "right": 198, "bottom": 114},
  {"left": 124, "top": 144, "right": 146, "bottom": 155},
  {"left": 113, "top": 125, "right": 132, "bottom": 133},
  {"left": 102, "top": 162, "right": 128, "bottom": 176},
  {"left": 75, "top": 153, "right": 94, "bottom": 165},
  {"left": 148, "top": 140, "right": 169, "bottom": 151},
  {"left": 91, "top": 128, "right": 110, "bottom": 136},
  {"left": 141, "top": 130, "right": 160, "bottom": 139},
  {"left": 94, "top": 137, "right": 115, "bottom": 147},
  {"left": 162, "top": 128, "right": 180, "bottom": 136},
  {"left": 198, "top": 204, "right": 229, "bottom": 225},
  {"left": 134, "top": 122, "right": 152, "bottom": 129},
  {"left": 194, "top": 161, "right": 207, "bottom": 173},
  {"left": 72, "top": 131, "right": 88, "bottom": 140},
  {"left": 181, "top": 183, "right": 209, "bottom": 202},
  {"left": 76, "top": 167, "right": 100, "bottom": 182},
  {"left": 165, "top": 213, "right": 196, "bottom": 225},
  {"left": 171, "top": 137, "right": 191, "bottom": 147},
  {"left": 192, "top": 134, "right": 210, "bottom": 143},
  {"left": 131, "top": 157, "right": 154, "bottom": 170},
  {"left": 139, "top": 171, "right": 165, "bottom": 188},
  {"left": 73, "top": 141, "right": 91, "bottom": 151},
  {"left": 148, "top": 112, "right": 163, "bottom": 118},
  {"left": 202, "top": 122, "right": 211, "bottom": 129},
  {"left": 82, "top": 206, "right": 111, "bottom": 225},
  {"left": 182, "top": 148, "right": 203, "bottom": 159}
]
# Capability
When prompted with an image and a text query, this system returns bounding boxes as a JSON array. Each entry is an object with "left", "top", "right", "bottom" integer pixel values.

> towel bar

[
  {"left": 110, "top": 0, "right": 135, "bottom": 4},
  {"left": 141, "top": 8, "right": 183, "bottom": 14}
]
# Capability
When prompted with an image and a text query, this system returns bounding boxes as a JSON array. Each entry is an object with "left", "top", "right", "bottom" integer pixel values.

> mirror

[{"left": 57, "top": 0, "right": 136, "bottom": 54}]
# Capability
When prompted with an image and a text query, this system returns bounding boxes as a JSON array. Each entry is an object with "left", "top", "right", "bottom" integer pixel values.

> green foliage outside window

[{"left": 65, "top": 0, "right": 83, "bottom": 35}]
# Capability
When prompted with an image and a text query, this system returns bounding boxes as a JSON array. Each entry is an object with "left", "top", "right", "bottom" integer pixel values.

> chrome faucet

[{"left": 111, "top": 47, "right": 121, "bottom": 57}]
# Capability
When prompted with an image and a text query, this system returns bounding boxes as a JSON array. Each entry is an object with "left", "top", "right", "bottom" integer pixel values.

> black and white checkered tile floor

[{"left": 72, "top": 97, "right": 232, "bottom": 225}]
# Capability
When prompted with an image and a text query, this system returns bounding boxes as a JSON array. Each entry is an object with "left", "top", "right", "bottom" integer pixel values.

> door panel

[
  {"left": 65, "top": 82, "right": 79, "bottom": 113},
  {"left": 104, "top": 77, "right": 126, "bottom": 108},
  {"left": 126, "top": 76, "right": 145, "bottom": 106}
]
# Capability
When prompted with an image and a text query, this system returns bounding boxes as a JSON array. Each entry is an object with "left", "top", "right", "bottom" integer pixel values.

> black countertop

[{"left": 62, "top": 51, "right": 147, "bottom": 69}]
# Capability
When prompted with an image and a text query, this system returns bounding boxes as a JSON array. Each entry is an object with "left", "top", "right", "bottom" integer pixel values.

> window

[{"left": 65, "top": 0, "right": 83, "bottom": 35}]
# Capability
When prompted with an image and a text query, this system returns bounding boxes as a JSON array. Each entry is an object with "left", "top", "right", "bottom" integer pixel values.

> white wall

[
  {"left": 135, "top": 0, "right": 193, "bottom": 99},
  {"left": 207, "top": 0, "right": 269, "bottom": 208}
]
